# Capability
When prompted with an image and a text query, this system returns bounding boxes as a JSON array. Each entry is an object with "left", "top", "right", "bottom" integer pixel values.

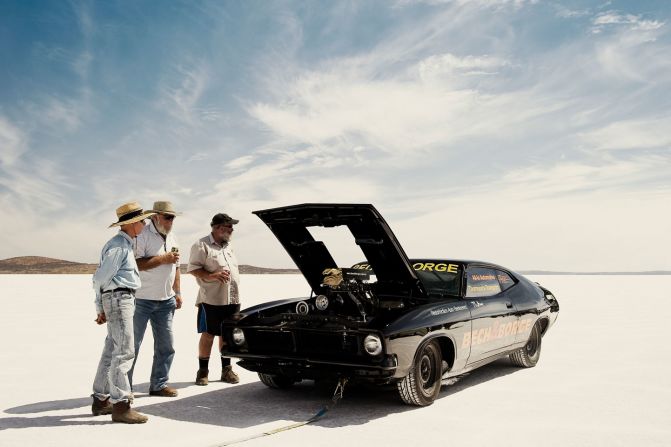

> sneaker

[
  {"left": 91, "top": 396, "right": 113, "bottom": 416},
  {"left": 196, "top": 368, "right": 209, "bottom": 386},
  {"left": 221, "top": 366, "right": 239, "bottom": 384},
  {"left": 149, "top": 386, "right": 178, "bottom": 397}
]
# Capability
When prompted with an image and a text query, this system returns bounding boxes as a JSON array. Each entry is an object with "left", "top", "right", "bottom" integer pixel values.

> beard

[{"left": 154, "top": 219, "right": 171, "bottom": 235}]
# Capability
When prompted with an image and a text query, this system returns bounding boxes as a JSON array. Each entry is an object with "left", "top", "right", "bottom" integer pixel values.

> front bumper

[{"left": 220, "top": 323, "right": 398, "bottom": 383}]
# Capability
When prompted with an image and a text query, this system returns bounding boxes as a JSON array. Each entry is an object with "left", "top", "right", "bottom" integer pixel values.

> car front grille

[{"left": 243, "top": 328, "right": 364, "bottom": 361}]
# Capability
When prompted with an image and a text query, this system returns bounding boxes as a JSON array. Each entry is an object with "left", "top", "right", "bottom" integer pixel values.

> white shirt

[{"left": 134, "top": 221, "right": 179, "bottom": 301}]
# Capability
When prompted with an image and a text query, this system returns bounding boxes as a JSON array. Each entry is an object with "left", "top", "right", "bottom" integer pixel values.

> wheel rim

[{"left": 419, "top": 347, "right": 437, "bottom": 393}]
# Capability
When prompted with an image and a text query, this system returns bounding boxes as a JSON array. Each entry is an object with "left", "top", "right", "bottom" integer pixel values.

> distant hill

[
  {"left": 1, "top": 256, "right": 669, "bottom": 275},
  {"left": 0, "top": 256, "right": 300, "bottom": 275}
]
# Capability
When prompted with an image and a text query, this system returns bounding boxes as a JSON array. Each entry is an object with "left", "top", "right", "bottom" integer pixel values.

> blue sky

[{"left": 1, "top": 0, "right": 669, "bottom": 271}]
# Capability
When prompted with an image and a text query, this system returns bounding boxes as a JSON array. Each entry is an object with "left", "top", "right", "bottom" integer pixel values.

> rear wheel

[
  {"left": 258, "top": 372, "right": 296, "bottom": 389},
  {"left": 397, "top": 340, "right": 442, "bottom": 406},
  {"left": 509, "top": 322, "right": 542, "bottom": 367}
]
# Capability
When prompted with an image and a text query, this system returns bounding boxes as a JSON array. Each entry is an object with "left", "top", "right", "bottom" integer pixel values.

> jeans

[
  {"left": 128, "top": 297, "right": 176, "bottom": 392},
  {"left": 92, "top": 290, "right": 135, "bottom": 404}
]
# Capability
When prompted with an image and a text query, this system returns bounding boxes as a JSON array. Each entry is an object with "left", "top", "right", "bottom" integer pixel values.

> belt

[{"left": 103, "top": 287, "right": 135, "bottom": 294}]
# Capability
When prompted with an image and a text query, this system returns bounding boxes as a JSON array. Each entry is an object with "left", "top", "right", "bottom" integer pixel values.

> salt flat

[{"left": 1, "top": 274, "right": 670, "bottom": 447}]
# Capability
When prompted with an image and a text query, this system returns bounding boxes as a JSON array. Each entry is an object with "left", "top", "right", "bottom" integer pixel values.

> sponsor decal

[
  {"left": 466, "top": 284, "right": 500, "bottom": 293},
  {"left": 497, "top": 273, "right": 513, "bottom": 284},
  {"left": 353, "top": 262, "right": 460, "bottom": 273},
  {"left": 430, "top": 305, "right": 467, "bottom": 316},
  {"left": 413, "top": 262, "right": 459, "bottom": 273},
  {"left": 352, "top": 263, "right": 372, "bottom": 270},
  {"left": 461, "top": 318, "right": 535, "bottom": 348},
  {"left": 471, "top": 273, "right": 496, "bottom": 281}
]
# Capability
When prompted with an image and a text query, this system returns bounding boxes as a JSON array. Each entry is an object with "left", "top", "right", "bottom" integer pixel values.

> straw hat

[
  {"left": 109, "top": 201, "right": 156, "bottom": 227},
  {"left": 150, "top": 201, "right": 182, "bottom": 216}
]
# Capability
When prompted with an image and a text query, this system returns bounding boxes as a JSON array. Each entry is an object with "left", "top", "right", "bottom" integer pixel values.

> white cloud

[
  {"left": 418, "top": 53, "right": 511, "bottom": 79},
  {"left": 0, "top": 116, "right": 26, "bottom": 166},
  {"left": 580, "top": 117, "right": 671, "bottom": 151},
  {"left": 159, "top": 64, "right": 209, "bottom": 125},
  {"left": 226, "top": 155, "right": 256, "bottom": 170},
  {"left": 592, "top": 11, "right": 665, "bottom": 34},
  {"left": 554, "top": 5, "right": 590, "bottom": 19}
]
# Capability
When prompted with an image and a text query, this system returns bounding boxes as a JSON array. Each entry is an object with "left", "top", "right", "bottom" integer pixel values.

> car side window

[
  {"left": 496, "top": 270, "right": 515, "bottom": 291},
  {"left": 465, "top": 267, "right": 502, "bottom": 298}
]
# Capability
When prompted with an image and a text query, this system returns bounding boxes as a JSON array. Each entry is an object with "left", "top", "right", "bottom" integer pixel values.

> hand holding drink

[{"left": 165, "top": 246, "right": 180, "bottom": 264}]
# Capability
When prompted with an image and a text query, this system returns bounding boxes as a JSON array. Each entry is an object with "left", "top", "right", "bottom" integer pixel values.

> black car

[{"left": 221, "top": 203, "right": 559, "bottom": 406}]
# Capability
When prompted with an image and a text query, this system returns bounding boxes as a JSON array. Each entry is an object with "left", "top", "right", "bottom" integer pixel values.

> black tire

[
  {"left": 510, "top": 322, "right": 542, "bottom": 367},
  {"left": 258, "top": 372, "right": 296, "bottom": 389},
  {"left": 397, "top": 340, "right": 442, "bottom": 406}
]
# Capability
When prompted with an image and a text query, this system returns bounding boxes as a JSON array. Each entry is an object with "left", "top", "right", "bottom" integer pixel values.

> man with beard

[
  {"left": 129, "top": 201, "right": 182, "bottom": 397},
  {"left": 187, "top": 212, "right": 241, "bottom": 385}
]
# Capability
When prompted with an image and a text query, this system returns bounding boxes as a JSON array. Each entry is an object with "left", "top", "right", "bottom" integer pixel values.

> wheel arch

[
  {"left": 421, "top": 334, "right": 456, "bottom": 371},
  {"left": 536, "top": 316, "right": 550, "bottom": 336}
]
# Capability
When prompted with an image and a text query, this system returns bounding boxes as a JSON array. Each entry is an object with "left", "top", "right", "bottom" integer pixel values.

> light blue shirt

[{"left": 92, "top": 231, "right": 141, "bottom": 313}]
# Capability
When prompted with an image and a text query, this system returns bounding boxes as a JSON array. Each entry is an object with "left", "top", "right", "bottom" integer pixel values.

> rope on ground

[{"left": 210, "top": 377, "right": 348, "bottom": 447}]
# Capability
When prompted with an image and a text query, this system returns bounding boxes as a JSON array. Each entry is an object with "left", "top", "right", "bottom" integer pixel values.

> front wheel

[
  {"left": 258, "top": 372, "right": 297, "bottom": 389},
  {"left": 509, "top": 322, "right": 542, "bottom": 367},
  {"left": 397, "top": 340, "right": 442, "bottom": 406}
]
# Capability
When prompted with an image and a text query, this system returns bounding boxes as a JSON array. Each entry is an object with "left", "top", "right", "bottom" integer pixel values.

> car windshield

[
  {"left": 352, "top": 260, "right": 462, "bottom": 299},
  {"left": 412, "top": 262, "right": 462, "bottom": 298}
]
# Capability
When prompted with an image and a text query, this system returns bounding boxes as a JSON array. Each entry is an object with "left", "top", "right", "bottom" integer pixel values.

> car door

[{"left": 464, "top": 266, "right": 519, "bottom": 364}]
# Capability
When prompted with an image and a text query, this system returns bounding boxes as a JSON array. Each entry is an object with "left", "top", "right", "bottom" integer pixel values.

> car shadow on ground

[
  {"left": 140, "top": 358, "right": 522, "bottom": 429},
  {"left": 0, "top": 358, "right": 520, "bottom": 431}
]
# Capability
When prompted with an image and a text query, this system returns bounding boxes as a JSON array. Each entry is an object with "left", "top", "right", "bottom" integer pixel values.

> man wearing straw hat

[
  {"left": 91, "top": 201, "right": 154, "bottom": 424},
  {"left": 128, "top": 201, "right": 182, "bottom": 398}
]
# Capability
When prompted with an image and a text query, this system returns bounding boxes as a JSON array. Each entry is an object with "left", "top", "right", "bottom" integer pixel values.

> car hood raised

[{"left": 253, "top": 203, "right": 426, "bottom": 299}]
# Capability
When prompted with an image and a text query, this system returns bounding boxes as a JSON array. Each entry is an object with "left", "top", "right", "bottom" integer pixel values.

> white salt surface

[{"left": 1, "top": 274, "right": 670, "bottom": 446}]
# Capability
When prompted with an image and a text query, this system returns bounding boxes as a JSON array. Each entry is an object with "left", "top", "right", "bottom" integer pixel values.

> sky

[{"left": 0, "top": 0, "right": 669, "bottom": 272}]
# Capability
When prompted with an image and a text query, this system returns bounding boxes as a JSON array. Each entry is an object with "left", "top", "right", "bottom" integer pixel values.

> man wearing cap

[
  {"left": 187, "top": 212, "right": 241, "bottom": 385},
  {"left": 128, "top": 201, "right": 182, "bottom": 398},
  {"left": 91, "top": 201, "right": 153, "bottom": 424}
]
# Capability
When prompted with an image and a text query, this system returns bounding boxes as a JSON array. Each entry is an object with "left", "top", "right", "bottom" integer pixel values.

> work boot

[
  {"left": 91, "top": 397, "right": 113, "bottom": 416},
  {"left": 111, "top": 401, "right": 148, "bottom": 424},
  {"left": 221, "top": 366, "right": 239, "bottom": 384},
  {"left": 149, "top": 386, "right": 178, "bottom": 397},
  {"left": 196, "top": 368, "right": 209, "bottom": 386}
]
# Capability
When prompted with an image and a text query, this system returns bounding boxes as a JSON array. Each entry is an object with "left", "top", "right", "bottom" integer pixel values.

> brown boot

[
  {"left": 196, "top": 368, "right": 209, "bottom": 386},
  {"left": 91, "top": 397, "right": 113, "bottom": 416},
  {"left": 221, "top": 366, "right": 239, "bottom": 384},
  {"left": 111, "top": 401, "right": 148, "bottom": 424},
  {"left": 149, "top": 386, "right": 178, "bottom": 397}
]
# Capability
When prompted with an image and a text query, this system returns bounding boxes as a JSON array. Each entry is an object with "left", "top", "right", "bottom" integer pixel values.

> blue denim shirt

[{"left": 92, "top": 231, "right": 141, "bottom": 313}]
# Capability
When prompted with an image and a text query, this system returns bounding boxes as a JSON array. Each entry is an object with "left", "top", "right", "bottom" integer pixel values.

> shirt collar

[
  {"left": 208, "top": 232, "right": 228, "bottom": 248},
  {"left": 118, "top": 230, "right": 134, "bottom": 244}
]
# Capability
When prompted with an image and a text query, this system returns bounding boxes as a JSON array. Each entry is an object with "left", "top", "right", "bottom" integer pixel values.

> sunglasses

[{"left": 160, "top": 214, "right": 176, "bottom": 221}]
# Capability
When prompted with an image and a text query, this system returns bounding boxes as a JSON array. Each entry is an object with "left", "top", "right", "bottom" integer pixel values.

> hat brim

[
  {"left": 211, "top": 218, "right": 239, "bottom": 226},
  {"left": 150, "top": 210, "right": 183, "bottom": 216},
  {"left": 109, "top": 211, "right": 156, "bottom": 228}
]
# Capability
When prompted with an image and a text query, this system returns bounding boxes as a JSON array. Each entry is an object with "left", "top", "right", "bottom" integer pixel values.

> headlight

[
  {"left": 315, "top": 294, "right": 329, "bottom": 311},
  {"left": 363, "top": 334, "right": 383, "bottom": 356},
  {"left": 232, "top": 328, "right": 245, "bottom": 346}
]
